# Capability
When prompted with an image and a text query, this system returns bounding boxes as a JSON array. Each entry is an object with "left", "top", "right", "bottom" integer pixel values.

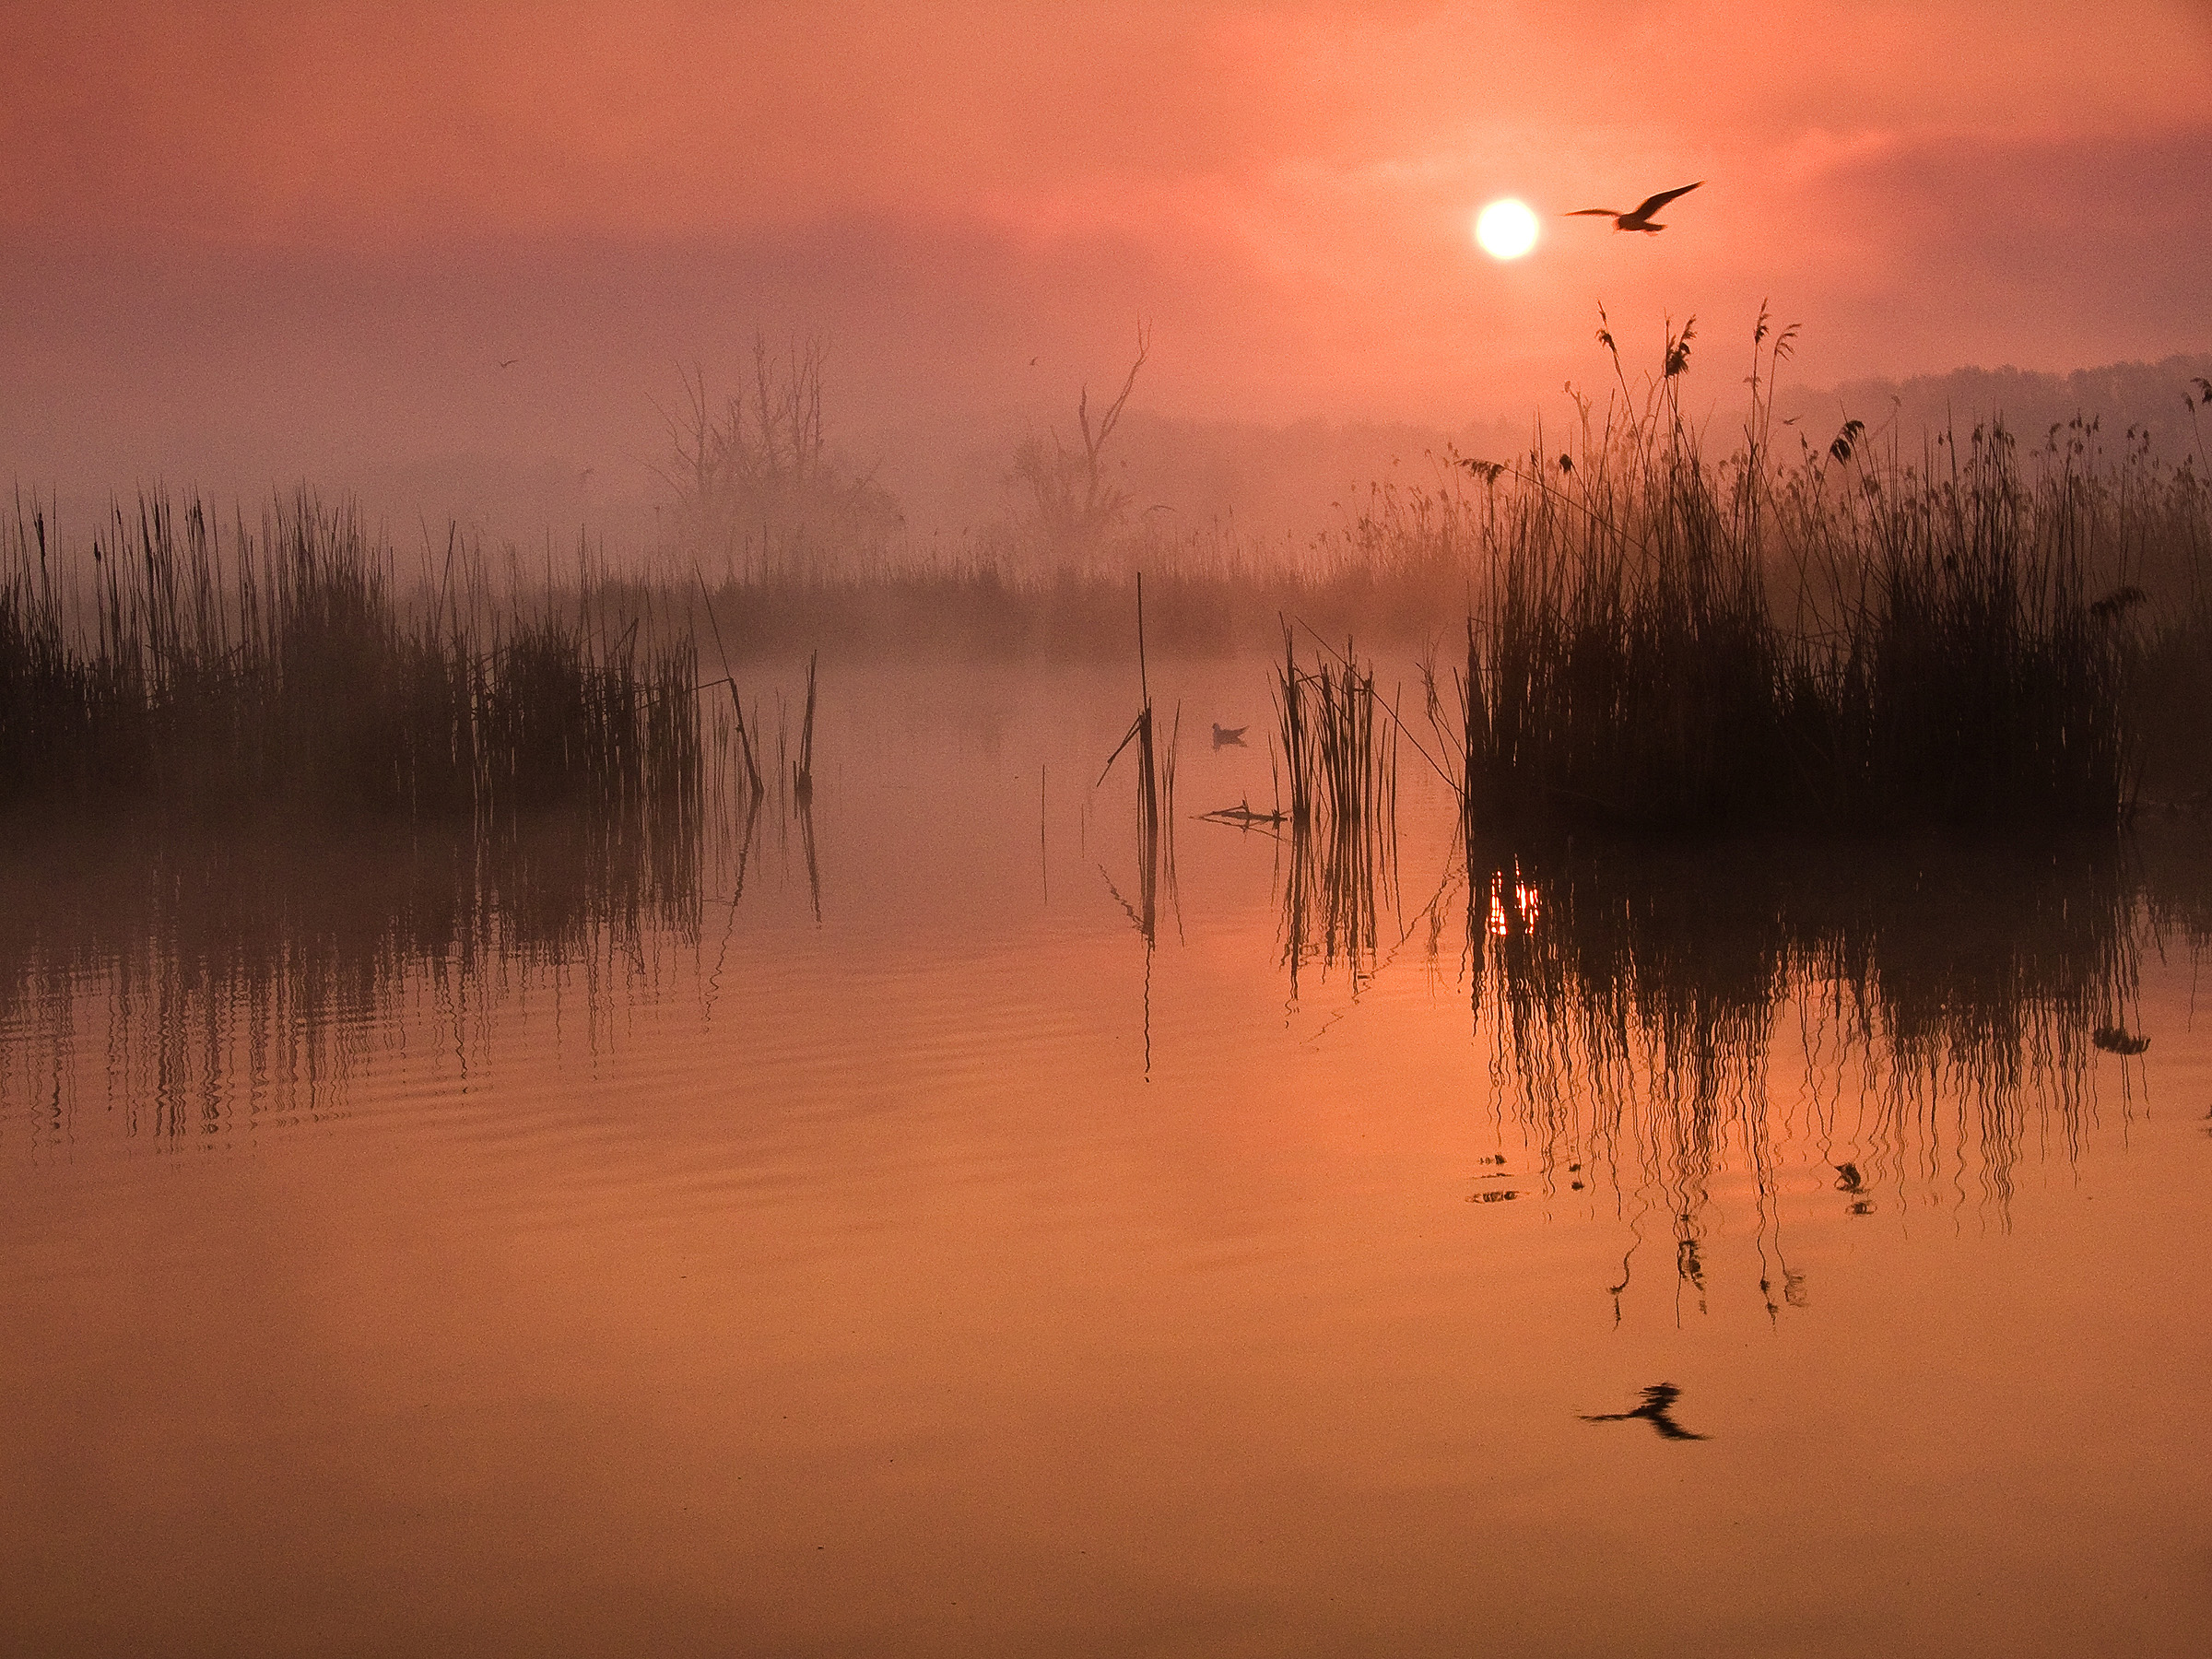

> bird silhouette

[
  {"left": 497, "top": 358, "right": 519, "bottom": 369},
  {"left": 1582, "top": 1382, "right": 1707, "bottom": 1441},
  {"left": 1566, "top": 182, "right": 1702, "bottom": 233},
  {"left": 1211, "top": 723, "right": 1248, "bottom": 747}
]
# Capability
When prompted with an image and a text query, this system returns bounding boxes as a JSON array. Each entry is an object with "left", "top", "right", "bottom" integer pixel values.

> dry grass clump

[{"left": 0, "top": 491, "right": 699, "bottom": 827}]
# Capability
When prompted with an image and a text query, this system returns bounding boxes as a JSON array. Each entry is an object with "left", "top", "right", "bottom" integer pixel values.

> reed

[
  {"left": 794, "top": 648, "right": 818, "bottom": 802},
  {"left": 0, "top": 491, "right": 700, "bottom": 830},
  {"left": 1275, "top": 630, "right": 1399, "bottom": 990},
  {"left": 1455, "top": 318, "right": 2212, "bottom": 831},
  {"left": 1098, "top": 575, "right": 1170, "bottom": 944}
]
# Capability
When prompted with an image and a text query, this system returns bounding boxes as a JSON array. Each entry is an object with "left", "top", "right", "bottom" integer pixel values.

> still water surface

[{"left": 4, "top": 657, "right": 2209, "bottom": 1657}]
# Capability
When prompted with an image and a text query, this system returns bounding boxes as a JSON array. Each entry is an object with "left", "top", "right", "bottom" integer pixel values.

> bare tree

[
  {"left": 656, "top": 337, "right": 900, "bottom": 569},
  {"left": 1011, "top": 326, "right": 1150, "bottom": 565}
]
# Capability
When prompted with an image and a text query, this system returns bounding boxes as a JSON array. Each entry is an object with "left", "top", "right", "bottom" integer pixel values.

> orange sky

[{"left": 4, "top": 1, "right": 2209, "bottom": 508}]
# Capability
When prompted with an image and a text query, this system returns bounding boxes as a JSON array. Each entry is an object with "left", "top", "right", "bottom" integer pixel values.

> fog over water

[
  {"left": 6, "top": 658, "right": 2212, "bottom": 1655},
  {"left": 6, "top": 6, "right": 2212, "bottom": 1654}
]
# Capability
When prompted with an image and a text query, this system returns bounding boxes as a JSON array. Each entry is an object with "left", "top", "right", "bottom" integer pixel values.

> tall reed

[
  {"left": 0, "top": 492, "right": 700, "bottom": 829},
  {"left": 1276, "top": 630, "right": 1398, "bottom": 989},
  {"left": 1455, "top": 318, "right": 2207, "bottom": 831}
]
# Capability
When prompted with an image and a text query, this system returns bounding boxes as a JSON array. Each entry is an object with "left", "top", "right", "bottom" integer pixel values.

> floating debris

[
  {"left": 1467, "top": 1190, "right": 1519, "bottom": 1204},
  {"left": 1199, "top": 799, "right": 1284, "bottom": 828}
]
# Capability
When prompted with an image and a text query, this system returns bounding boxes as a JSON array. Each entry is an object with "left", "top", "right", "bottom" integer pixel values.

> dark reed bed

[
  {"left": 1453, "top": 320, "right": 2212, "bottom": 832},
  {"left": 0, "top": 492, "right": 700, "bottom": 828}
]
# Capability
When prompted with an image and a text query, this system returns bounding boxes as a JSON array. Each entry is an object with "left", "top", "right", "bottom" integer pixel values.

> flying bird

[
  {"left": 497, "top": 358, "right": 519, "bottom": 369},
  {"left": 1566, "top": 182, "right": 1702, "bottom": 233},
  {"left": 1582, "top": 1382, "right": 1708, "bottom": 1441}
]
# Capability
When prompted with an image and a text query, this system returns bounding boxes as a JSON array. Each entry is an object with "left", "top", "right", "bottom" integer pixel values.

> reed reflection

[
  {"left": 1467, "top": 833, "right": 2143, "bottom": 1316},
  {"left": 0, "top": 747, "right": 795, "bottom": 1145}
]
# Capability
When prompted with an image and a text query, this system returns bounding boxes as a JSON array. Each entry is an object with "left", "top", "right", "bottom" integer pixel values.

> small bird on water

[
  {"left": 1211, "top": 724, "right": 1248, "bottom": 747},
  {"left": 1566, "top": 182, "right": 1702, "bottom": 233}
]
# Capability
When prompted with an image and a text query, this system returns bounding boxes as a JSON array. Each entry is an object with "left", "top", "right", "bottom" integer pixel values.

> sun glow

[{"left": 1474, "top": 198, "right": 1538, "bottom": 260}]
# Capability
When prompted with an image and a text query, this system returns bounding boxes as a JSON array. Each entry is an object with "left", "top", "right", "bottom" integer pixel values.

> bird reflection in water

[{"left": 1582, "top": 1382, "right": 1708, "bottom": 1441}]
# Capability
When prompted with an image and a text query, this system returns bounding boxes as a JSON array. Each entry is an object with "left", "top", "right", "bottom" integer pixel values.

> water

[{"left": 4, "top": 655, "right": 2210, "bottom": 1657}]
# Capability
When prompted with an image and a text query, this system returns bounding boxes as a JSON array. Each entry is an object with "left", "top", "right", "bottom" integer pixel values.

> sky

[{"left": 4, "top": 1, "right": 2209, "bottom": 528}]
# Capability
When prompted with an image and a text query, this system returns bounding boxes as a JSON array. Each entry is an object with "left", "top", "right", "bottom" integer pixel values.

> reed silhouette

[
  {"left": 1, "top": 492, "right": 699, "bottom": 826},
  {"left": 1097, "top": 577, "right": 1180, "bottom": 1077},
  {"left": 1447, "top": 313, "right": 2209, "bottom": 831},
  {"left": 1274, "top": 631, "right": 1399, "bottom": 997}
]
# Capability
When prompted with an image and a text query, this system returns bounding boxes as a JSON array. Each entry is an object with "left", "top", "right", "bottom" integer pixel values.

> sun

[{"left": 1475, "top": 198, "right": 1538, "bottom": 260}]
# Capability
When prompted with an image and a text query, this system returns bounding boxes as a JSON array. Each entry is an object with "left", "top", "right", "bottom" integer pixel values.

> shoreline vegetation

[
  {"left": 6, "top": 320, "right": 2210, "bottom": 834},
  {"left": 0, "top": 492, "right": 700, "bottom": 831},
  {"left": 1448, "top": 316, "right": 2212, "bottom": 830}
]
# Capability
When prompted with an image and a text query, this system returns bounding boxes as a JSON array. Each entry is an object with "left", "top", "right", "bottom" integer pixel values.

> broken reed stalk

[
  {"left": 794, "top": 647, "right": 818, "bottom": 802},
  {"left": 1097, "top": 576, "right": 1164, "bottom": 942},
  {"left": 694, "top": 568, "right": 763, "bottom": 795},
  {"left": 1275, "top": 624, "right": 1311, "bottom": 826}
]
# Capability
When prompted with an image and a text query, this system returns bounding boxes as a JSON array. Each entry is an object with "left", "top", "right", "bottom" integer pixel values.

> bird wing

[
  {"left": 1566, "top": 208, "right": 1621, "bottom": 218},
  {"left": 1630, "top": 182, "right": 1702, "bottom": 218}
]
